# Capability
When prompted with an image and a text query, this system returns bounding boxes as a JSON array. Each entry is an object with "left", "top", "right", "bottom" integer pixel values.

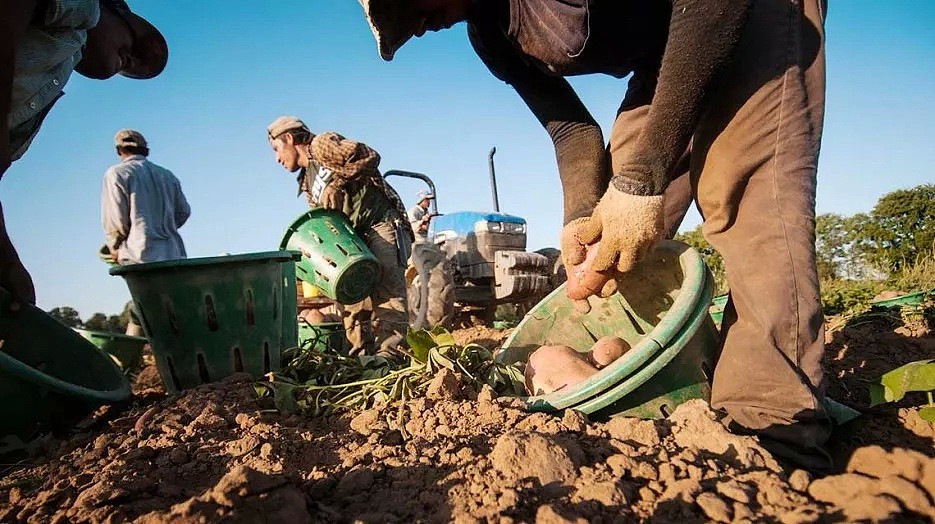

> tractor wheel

[{"left": 408, "top": 242, "right": 456, "bottom": 330}]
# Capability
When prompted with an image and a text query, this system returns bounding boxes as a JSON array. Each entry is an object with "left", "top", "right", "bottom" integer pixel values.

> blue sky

[{"left": 4, "top": 1, "right": 934, "bottom": 317}]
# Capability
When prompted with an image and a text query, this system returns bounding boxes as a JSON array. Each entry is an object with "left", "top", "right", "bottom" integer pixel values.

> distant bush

[{"left": 820, "top": 279, "right": 883, "bottom": 316}]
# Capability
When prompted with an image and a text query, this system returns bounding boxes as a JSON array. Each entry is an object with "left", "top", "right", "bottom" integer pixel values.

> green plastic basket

[
  {"left": 496, "top": 240, "right": 719, "bottom": 419},
  {"left": 0, "top": 290, "right": 130, "bottom": 444},
  {"left": 297, "top": 321, "right": 348, "bottom": 354},
  {"left": 110, "top": 251, "right": 299, "bottom": 393},
  {"left": 869, "top": 289, "right": 934, "bottom": 308},
  {"left": 279, "top": 209, "right": 380, "bottom": 305},
  {"left": 709, "top": 293, "right": 729, "bottom": 327},
  {"left": 74, "top": 329, "right": 147, "bottom": 374}
]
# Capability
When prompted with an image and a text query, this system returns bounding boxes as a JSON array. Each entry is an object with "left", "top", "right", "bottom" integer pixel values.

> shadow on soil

[{"left": 823, "top": 309, "right": 935, "bottom": 463}]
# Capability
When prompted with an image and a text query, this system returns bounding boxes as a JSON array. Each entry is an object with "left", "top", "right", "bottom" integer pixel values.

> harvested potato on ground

[
  {"left": 524, "top": 345, "right": 599, "bottom": 396},
  {"left": 299, "top": 308, "right": 326, "bottom": 324},
  {"left": 587, "top": 336, "right": 630, "bottom": 368},
  {"left": 566, "top": 242, "right": 613, "bottom": 300}
]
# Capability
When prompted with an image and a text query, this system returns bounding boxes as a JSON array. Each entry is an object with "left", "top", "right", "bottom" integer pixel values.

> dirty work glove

[{"left": 565, "top": 176, "right": 666, "bottom": 275}]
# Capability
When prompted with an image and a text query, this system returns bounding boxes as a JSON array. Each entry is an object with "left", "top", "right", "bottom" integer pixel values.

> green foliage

[
  {"left": 815, "top": 213, "right": 855, "bottom": 280},
  {"left": 47, "top": 306, "right": 82, "bottom": 328},
  {"left": 674, "top": 226, "right": 727, "bottom": 294},
  {"left": 47, "top": 305, "right": 130, "bottom": 333},
  {"left": 83, "top": 311, "right": 129, "bottom": 333},
  {"left": 257, "top": 327, "right": 525, "bottom": 416},
  {"left": 82, "top": 313, "right": 109, "bottom": 331},
  {"left": 891, "top": 250, "right": 935, "bottom": 293},
  {"left": 819, "top": 279, "right": 884, "bottom": 316},
  {"left": 868, "top": 360, "right": 935, "bottom": 423},
  {"left": 105, "top": 314, "right": 127, "bottom": 333},
  {"left": 851, "top": 184, "right": 935, "bottom": 275}
]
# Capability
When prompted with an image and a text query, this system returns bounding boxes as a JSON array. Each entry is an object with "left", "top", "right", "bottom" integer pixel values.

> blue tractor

[{"left": 385, "top": 148, "right": 566, "bottom": 328}]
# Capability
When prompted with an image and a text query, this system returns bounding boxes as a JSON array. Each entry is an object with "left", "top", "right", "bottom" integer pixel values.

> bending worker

[
  {"left": 267, "top": 116, "right": 412, "bottom": 361},
  {"left": 357, "top": 0, "right": 832, "bottom": 470},
  {"left": 1, "top": 0, "right": 168, "bottom": 305}
]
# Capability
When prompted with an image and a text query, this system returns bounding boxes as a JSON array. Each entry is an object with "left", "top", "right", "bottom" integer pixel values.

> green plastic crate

[
  {"left": 74, "top": 329, "right": 148, "bottom": 374},
  {"left": 297, "top": 321, "right": 348, "bottom": 354},
  {"left": 709, "top": 293, "right": 729, "bottom": 327},
  {"left": 111, "top": 251, "right": 299, "bottom": 393}
]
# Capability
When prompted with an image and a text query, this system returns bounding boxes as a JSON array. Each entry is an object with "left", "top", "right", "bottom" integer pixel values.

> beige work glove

[{"left": 560, "top": 179, "right": 665, "bottom": 298}]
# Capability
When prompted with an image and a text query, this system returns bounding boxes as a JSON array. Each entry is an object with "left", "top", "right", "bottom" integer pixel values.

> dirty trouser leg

[
  {"left": 608, "top": 104, "right": 693, "bottom": 238},
  {"left": 363, "top": 222, "right": 410, "bottom": 357},
  {"left": 692, "top": 0, "right": 831, "bottom": 470},
  {"left": 343, "top": 298, "right": 374, "bottom": 357},
  {"left": 126, "top": 301, "right": 145, "bottom": 337}
]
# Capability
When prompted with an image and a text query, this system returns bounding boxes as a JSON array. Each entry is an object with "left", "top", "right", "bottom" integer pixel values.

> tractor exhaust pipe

[{"left": 488, "top": 147, "right": 500, "bottom": 213}]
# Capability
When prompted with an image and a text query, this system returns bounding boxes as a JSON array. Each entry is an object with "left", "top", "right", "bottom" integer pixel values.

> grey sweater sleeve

[{"left": 618, "top": 0, "right": 753, "bottom": 196}]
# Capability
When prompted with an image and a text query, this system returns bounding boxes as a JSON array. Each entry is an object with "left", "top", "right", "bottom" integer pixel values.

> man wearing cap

[
  {"left": 1, "top": 0, "right": 168, "bottom": 305},
  {"left": 408, "top": 189, "right": 434, "bottom": 243},
  {"left": 102, "top": 129, "right": 190, "bottom": 265},
  {"left": 266, "top": 116, "right": 412, "bottom": 360},
  {"left": 356, "top": 0, "right": 833, "bottom": 471},
  {"left": 102, "top": 129, "right": 189, "bottom": 335}
]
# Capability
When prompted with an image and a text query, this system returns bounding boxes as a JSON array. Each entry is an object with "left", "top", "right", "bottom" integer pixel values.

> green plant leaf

[
  {"left": 428, "top": 347, "right": 456, "bottom": 373},
  {"left": 406, "top": 328, "right": 436, "bottom": 363},
  {"left": 918, "top": 406, "right": 935, "bottom": 423},
  {"left": 428, "top": 326, "right": 456, "bottom": 348},
  {"left": 267, "top": 382, "right": 299, "bottom": 414},
  {"left": 869, "top": 359, "right": 935, "bottom": 405}
]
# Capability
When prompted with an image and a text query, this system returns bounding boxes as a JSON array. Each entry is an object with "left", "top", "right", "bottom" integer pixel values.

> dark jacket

[{"left": 468, "top": 0, "right": 750, "bottom": 222}]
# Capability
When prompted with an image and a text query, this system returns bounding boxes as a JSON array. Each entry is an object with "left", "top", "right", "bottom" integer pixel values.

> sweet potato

[
  {"left": 566, "top": 242, "right": 613, "bottom": 300},
  {"left": 587, "top": 336, "right": 630, "bottom": 369},
  {"left": 299, "top": 308, "right": 326, "bottom": 324},
  {"left": 524, "top": 345, "right": 599, "bottom": 396}
]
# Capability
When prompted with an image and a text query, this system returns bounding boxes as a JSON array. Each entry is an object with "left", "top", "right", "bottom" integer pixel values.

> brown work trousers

[
  {"left": 610, "top": 0, "right": 832, "bottom": 470},
  {"left": 344, "top": 221, "right": 409, "bottom": 358}
]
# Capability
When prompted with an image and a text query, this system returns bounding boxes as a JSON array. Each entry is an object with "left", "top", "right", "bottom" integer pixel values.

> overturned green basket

[
  {"left": 279, "top": 209, "right": 380, "bottom": 305},
  {"left": 496, "top": 240, "right": 719, "bottom": 420}
]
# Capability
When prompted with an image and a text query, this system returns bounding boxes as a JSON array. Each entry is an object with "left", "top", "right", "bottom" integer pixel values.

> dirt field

[{"left": 1, "top": 317, "right": 933, "bottom": 523}]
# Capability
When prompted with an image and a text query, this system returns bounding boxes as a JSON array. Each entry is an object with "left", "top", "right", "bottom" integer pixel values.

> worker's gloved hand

[{"left": 561, "top": 175, "right": 666, "bottom": 292}]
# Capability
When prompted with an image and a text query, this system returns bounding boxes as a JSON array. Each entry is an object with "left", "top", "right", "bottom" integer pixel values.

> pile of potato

[{"left": 524, "top": 336, "right": 630, "bottom": 396}]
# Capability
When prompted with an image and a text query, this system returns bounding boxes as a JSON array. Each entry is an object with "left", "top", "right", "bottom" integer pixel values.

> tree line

[
  {"left": 47, "top": 302, "right": 133, "bottom": 333},
  {"left": 675, "top": 184, "right": 935, "bottom": 313}
]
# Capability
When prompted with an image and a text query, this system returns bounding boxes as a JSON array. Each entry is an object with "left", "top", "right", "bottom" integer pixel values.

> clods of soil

[{"left": 1, "top": 317, "right": 933, "bottom": 523}]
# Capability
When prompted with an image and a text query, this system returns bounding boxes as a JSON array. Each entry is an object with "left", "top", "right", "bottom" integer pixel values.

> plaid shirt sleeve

[
  {"left": 310, "top": 132, "right": 415, "bottom": 241},
  {"left": 310, "top": 132, "right": 381, "bottom": 180}
]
